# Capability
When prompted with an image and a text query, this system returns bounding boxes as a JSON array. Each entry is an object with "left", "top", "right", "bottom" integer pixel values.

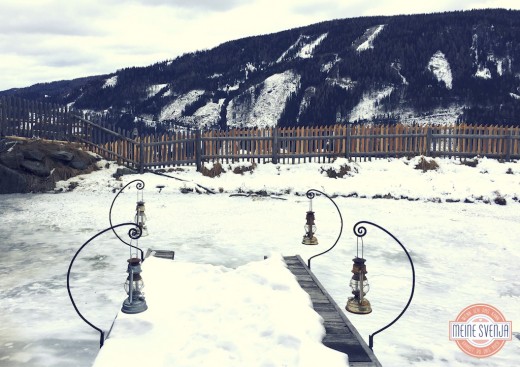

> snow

[
  {"left": 327, "top": 76, "right": 355, "bottom": 91},
  {"left": 146, "top": 84, "right": 168, "bottom": 98},
  {"left": 1, "top": 155, "right": 520, "bottom": 367},
  {"left": 276, "top": 33, "right": 328, "bottom": 63},
  {"left": 349, "top": 86, "right": 393, "bottom": 122},
  {"left": 355, "top": 25, "right": 385, "bottom": 52},
  {"left": 297, "top": 33, "right": 328, "bottom": 59},
  {"left": 321, "top": 54, "right": 341, "bottom": 74},
  {"left": 158, "top": 90, "right": 205, "bottom": 122},
  {"left": 510, "top": 93, "right": 520, "bottom": 100},
  {"left": 475, "top": 66, "right": 492, "bottom": 79},
  {"left": 427, "top": 51, "right": 453, "bottom": 90},
  {"left": 397, "top": 106, "right": 464, "bottom": 126},
  {"left": 190, "top": 98, "right": 225, "bottom": 128},
  {"left": 391, "top": 61, "right": 408, "bottom": 85},
  {"left": 92, "top": 255, "right": 348, "bottom": 367},
  {"left": 102, "top": 76, "right": 118, "bottom": 89},
  {"left": 227, "top": 70, "right": 301, "bottom": 128}
]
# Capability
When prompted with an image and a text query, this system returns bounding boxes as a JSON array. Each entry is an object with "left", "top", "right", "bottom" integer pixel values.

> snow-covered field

[{"left": 1, "top": 155, "right": 519, "bottom": 367}]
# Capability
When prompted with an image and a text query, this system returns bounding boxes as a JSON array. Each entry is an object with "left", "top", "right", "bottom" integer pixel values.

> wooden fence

[
  {"left": 0, "top": 96, "right": 72, "bottom": 140},
  {"left": 1, "top": 96, "right": 520, "bottom": 172}
]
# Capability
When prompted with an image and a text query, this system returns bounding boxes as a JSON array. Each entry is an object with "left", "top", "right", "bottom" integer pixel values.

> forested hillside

[{"left": 2, "top": 9, "right": 520, "bottom": 131}]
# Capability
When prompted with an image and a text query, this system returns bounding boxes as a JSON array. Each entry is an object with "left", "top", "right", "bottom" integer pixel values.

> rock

[
  {"left": 0, "top": 165, "right": 29, "bottom": 194},
  {"left": 50, "top": 150, "right": 74, "bottom": 162},
  {"left": 113, "top": 167, "right": 137, "bottom": 178},
  {"left": 69, "top": 159, "right": 89, "bottom": 170},
  {"left": 23, "top": 148, "right": 45, "bottom": 161},
  {"left": 20, "top": 160, "right": 51, "bottom": 177},
  {"left": 0, "top": 152, "right": 24, "bottom": 169},
  {"left": 0, "top": 138, "right": 100, "bottom": 193}
]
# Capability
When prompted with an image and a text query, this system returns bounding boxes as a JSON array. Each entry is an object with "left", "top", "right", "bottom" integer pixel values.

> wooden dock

[{"left": 283, "top": 255, "right": 381, "bottom": 367}]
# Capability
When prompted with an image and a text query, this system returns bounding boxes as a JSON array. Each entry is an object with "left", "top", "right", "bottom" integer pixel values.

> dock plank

[{"left": 283, "top": 255, "right": 381, "bottom": 367}]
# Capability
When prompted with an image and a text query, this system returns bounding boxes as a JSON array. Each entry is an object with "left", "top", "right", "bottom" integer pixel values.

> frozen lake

[{"left": 1, "top": 189, "right": 519, "bottom": 367}]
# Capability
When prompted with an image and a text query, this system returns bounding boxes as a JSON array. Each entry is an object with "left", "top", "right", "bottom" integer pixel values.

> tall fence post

[
  {"left": 272, "top": 127, "right": 279, "bottom": 164},
  {"left": 139, "top": 138, "right": 145, "bottom": 174},
  {"left": 506, "top": 129, "right": 512, "bottom": 162},
  {"left": 426, "top": 127, "right": 432, "bottom": 157},
  {"left": 195, "top": 130, "right": 202, "bottom": 171},
  {"left": 345, "top": 124, "right": 351, "bottom": 159}
]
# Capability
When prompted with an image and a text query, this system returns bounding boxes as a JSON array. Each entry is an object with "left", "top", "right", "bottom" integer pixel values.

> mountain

[{"left": 2, "top": 9, "right": 520, "bottom": 131}]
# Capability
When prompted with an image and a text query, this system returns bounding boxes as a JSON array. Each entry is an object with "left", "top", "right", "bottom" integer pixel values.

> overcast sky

[{"left": 0, "top": 0, "right": 518, "bottom": 91}]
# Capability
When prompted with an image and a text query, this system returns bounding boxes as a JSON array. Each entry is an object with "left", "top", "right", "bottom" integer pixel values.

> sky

[{"left": 0, "top": 0, "right": 519, "bottom": 91}]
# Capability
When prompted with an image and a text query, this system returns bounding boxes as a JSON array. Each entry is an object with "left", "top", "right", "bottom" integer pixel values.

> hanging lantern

[
  {"left": 135, "top": 200, "right": 148, "bottom": 237},
  {"left": 346, "top": 257, "right": 372, "bottom": 314},
  {"left": 121, "top": 258, "right": 148, "bottom": 314},
  {"left": 302, "top": 198, "right": 318, "bottom": 245}
]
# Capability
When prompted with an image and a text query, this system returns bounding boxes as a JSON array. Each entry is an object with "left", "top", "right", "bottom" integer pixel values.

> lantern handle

[
  {"left": 305, "top": 189, "right": 343, "bottom": 269},
  {"left": 66, "top": 222, "right": 142, "bottom": 348},
  {"left": 353, "top": 221, "right": 416, "bottom": 350},
  {"left": 109, "top": 179, "right": 145, "bottom": 260}
]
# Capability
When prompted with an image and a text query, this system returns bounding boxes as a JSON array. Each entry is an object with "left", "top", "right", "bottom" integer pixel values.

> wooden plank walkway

[{"left": 283, "top": 255, "right": 381, "bottom": 367}]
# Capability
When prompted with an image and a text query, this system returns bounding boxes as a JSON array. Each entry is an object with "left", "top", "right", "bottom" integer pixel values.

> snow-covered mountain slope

[
  {"left": 349, "top": 86, "right": 394, "bottom": 122},
  {"left": 354, "top": 25, "right": 385, "bottom": 52},
  {"left": 159, "top": 90, "right": 205, "bottom": 122},
  {"left": 2, "top": 9, "right": 520, "bottom": 129},
  {"left": 276, "top": 33, "right": 328, "bottom": 63},
  {"left": 226, "top": 70, "right": 301, "bottom": 128}
]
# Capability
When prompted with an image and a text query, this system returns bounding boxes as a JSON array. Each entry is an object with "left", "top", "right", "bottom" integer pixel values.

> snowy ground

[{"left": 1, "top": 155, "right": 519, "bottom": 367}]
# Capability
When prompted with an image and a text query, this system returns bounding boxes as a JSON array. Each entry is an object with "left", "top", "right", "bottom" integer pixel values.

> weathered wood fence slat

[{"left": 2, "top": 96, "right": 520, "bottom": 172}]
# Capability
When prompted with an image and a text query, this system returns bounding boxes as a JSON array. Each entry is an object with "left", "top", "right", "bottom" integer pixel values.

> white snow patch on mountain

[
  {"left": 227, "top": 70, "right": 301, "bottom": 128},
  {"left": 349, "top": 86, "right": 394, "bottom": 122},
  {"left": 147, "top": 84, "right": 168, "bottom": 98},
  {"left": 326, "top": 77, "right": 355, "bottom": 91},
  {"left": 427, "top": 51, "right": 453, "bottom": 90},
  {"left": 191, "top": 98, "right": 225, "bottom": 128},
  {"left": 321, "top": 54, "right": 341, "bottom": 74},
  {"left": 243, "top": 62, "right": 257, "bottom": 80},
  {"left": 355, "top": 25, "right": 385, "bottom": 52},
  {"left": 276, "top": 33, "right": 327, "bottom": 63},
  {"left": 510, "top": 93, "right": 520, "bottom": 100},
  {"left": 475, "top": 66, "right": 492, "bottom": 79},
  {"left": 391, "top": 61, "right": 408, "bottom": 85},
  {"left": 396, "top": 105, "right": 464, "bottom": 125},
  {"left": 298, "top": 33, "right": 328, "bottom": 58},
  {"left": 158, "top": 90, "right": 205, "bottom": 122},
  {"left": 102, "top": 76, "right": 118, "bottom": 89}
]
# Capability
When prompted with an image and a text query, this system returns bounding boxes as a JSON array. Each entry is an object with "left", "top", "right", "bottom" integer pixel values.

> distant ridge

[{"left": 2, "top": 9, "right": 520, "bottom": 131}]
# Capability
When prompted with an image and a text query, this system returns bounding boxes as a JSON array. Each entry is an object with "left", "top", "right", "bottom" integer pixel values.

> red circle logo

[{"left": 449, "top": 304, "right": 512, "bottom": 358}]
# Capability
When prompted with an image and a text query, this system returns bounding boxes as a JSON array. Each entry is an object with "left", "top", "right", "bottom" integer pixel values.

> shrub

[
  {"left": 200, "top": 162, "right": 225, "bottom": 177},
  {"left": 460, "top": 158, "right": 479, "bottom": 167},
  {"left": 494, "top": 196, "right": 507, "bottom": 205},
  {"left": 506, "top": 168, "right": 514, "bottom": 175},
  {"left": 321, "top": 163, "right": 355, "bottom": 178},
  {"left": 414, "top": 157, "right": 439, "bottom": 172},
  {"left": 232, "top": 162, "right": 257, "bottom": 175}
]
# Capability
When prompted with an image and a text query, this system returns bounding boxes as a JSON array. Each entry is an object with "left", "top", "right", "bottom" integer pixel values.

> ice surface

[{"left": 1, "top": 156, "right": 519, "bottom": 366}]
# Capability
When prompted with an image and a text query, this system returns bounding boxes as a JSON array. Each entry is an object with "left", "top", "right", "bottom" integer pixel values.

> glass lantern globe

[
  {"left": 346, "top": 257, "right": 372, "bottom": 314},
  {"left": 135, "top": 201, "right": 149, "bottom": 237}
]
